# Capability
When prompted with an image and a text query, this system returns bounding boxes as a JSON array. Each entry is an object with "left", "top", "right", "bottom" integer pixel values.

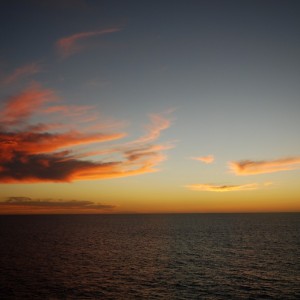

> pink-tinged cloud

[
  {"left": 2, "top": 62, "right": 42, "bottom": 85},
  {"left": 191, "top": 154, "right": 214, "bottom": 164},
  {"left": 229, "top": 157, "right": 300, "bottom": 175},
  {"left": 0, "top": 85, "right": 172, "bottom": 183},
  {"left": 186, "top": 183, "right": 258, "bottom": 192},
  {"left": 56, "top": 28, "right": 121, "bottom": 58},
  {"left": 0, "top": 83, "right": 54, "bottom": 127},
  {"left": 131, "top": 113, "right": 172, "bottom": 145}
]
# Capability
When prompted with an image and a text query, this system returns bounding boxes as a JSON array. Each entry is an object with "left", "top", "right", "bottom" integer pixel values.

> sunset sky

[{"left": 1, "top": 0, "right": 300, "bottom": 214}]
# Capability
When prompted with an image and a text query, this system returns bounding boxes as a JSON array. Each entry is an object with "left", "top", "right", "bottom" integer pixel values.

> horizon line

[{"left": 0, "top": 211, "right": 299, "bottom": 216}]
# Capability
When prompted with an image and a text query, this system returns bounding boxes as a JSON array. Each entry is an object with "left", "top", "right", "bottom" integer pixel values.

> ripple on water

[{"left": 0, "top": 213, "right": 299, "bottom": 299}]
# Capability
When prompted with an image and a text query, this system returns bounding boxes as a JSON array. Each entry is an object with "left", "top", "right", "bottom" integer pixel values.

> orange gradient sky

[{"left": 1, "top": 1, "right": 300, "bottom": 214}]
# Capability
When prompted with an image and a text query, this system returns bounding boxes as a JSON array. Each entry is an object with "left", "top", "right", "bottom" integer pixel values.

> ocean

[{"left": 0, "top": 213, "right": 299, "bottom": 299}]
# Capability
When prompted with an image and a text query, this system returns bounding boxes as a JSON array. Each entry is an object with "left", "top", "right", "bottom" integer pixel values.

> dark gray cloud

[
  {"left": 0, "top": 150, "right": 120, "bottom": 182},
  {"left": 1, "top": 197, "right": 115, "bottom": 210}
]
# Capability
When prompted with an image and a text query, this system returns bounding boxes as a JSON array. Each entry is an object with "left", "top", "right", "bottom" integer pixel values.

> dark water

[{"left": 0, "top": 213, "right": 299, "bottom": 299}]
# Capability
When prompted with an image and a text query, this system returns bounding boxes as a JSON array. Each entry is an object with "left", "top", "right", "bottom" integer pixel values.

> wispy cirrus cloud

[
  {"left": 67, "top": 114, "right": 174, "bottom": 181},
  {"left": 186, "top": 183, "right": 258, "bottom": 192},
  {"left": 0, "top": 84, "right": 172, "bottom": 183},
  {"left": 229, "top": 157, "right": 300, "bottom": 175},
  {"left": 70, "top": 116, "right": 173, "bottom": 162},
  {"left": 56, "top": 27, "right": 121, "bottom": 58},
  {"left": 0, "top": 83, "right": 54, "bottom": 127},
  {"left": 1, "top": 62, "right": 42, "bottom": 85},
  {"left": 191, "top": 154, "right": 214, "bottom": 164},
  {"left": 133, "top": 113, "right": 172, "bottom": 144},
  {"left": 0, "top": 197, "right": 115, "bottom": 214}
]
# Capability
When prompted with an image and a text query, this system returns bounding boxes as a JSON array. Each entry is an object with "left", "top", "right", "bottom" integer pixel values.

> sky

[{"left": 0, "top": 0, "right": 300, "bottom": 214}]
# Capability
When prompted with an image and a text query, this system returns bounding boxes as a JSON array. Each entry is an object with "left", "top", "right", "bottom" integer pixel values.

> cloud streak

[
  {"left": 0, "top": 83, "right": 54, "bottom": 127},
  {"left": 191, "top": 154, "right": 214, "bottom": 164},
  {"left": 1, "top": 62, "right": 42, "bottom": 85},
  {"left": 186, "top": 183, "right": 258, "bottom": 192},
  {"left": 229, "top": 157, "right": 300, "bottom": 175},
  {"left": 56, "top": 28, "right": 121, "bottom": 58},
  {"left": 0, "top": 197, "right": 115, "bottom": 213},
  {"left": 0, "top": 84, "right": 172, "bottom": 183},
  {"left": 133, "top": 113, "right": 172, "bottom": 144}
]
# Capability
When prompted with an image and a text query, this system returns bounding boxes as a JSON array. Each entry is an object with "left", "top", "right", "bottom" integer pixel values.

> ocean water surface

[{"left": 0, "top": 213, "right": 299, "bottom": 299}]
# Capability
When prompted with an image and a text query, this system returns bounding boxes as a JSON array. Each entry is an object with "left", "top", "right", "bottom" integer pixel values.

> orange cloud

[
  {"left": 191, "top": 154, "right": 214, "bottom": 164},
  {"left": 2, "top": 62, "right": 42, "bottom": 85},
  {"left": 229, "top": 157, "right": 300, "bottom": 175},
  {"left": 73, "top": 151, "right": 167, "bottom": 181},
  {"left": 186, "top": 183, "right": 258, "bottom": 192},
  {"left": 0, "top": 85, "right": 172, "bottom": 183},
  {"left": 56, "top": 28, "right": 121, "bottom": 58},
  {"left": 0, "top": 130, "right": 124, "bottom": 155}
]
